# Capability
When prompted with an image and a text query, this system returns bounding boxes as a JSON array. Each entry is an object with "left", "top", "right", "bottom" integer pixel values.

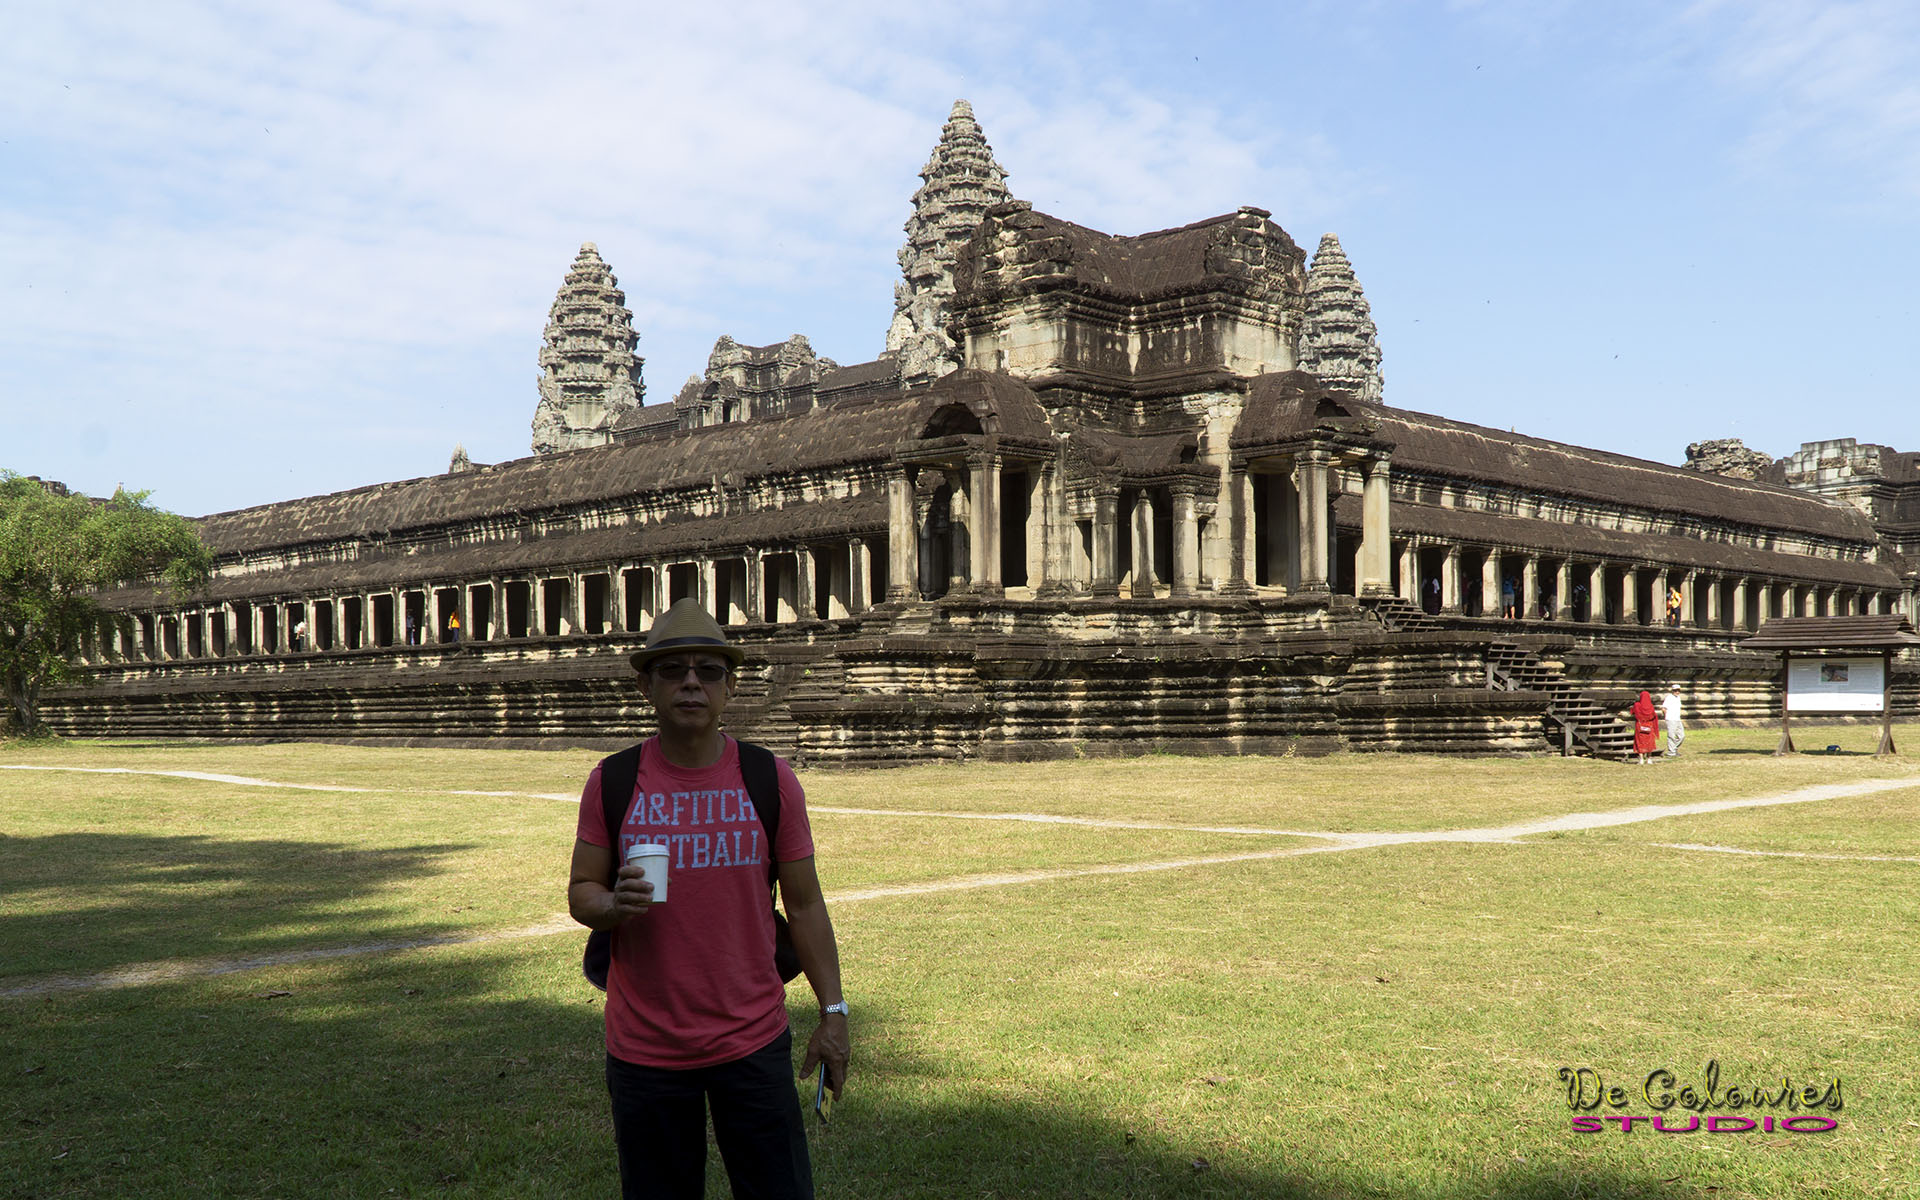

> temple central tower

[
  {"left": 532, "top": 242, "right": 644, "bottom": 454},
  {"left": 1298, "top": 233, "right": 1384, "bottom": 402},
  {"left": 885, "top": 100, "right": 1013, "bottom": 385}
]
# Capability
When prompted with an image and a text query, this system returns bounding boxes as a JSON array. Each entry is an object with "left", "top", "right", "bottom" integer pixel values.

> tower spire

[
  {"left": 1299, "top": 233, "right": 1384, "bottom": 402},
  {"left": 532, "top": 242, "right": 644, "bottom": 454},
  {"left": 885, "top": 99, "right": 1012, "bottom": 384}
]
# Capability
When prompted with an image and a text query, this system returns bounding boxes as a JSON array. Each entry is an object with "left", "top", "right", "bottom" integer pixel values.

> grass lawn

[{"left": 2, "top": 726, "right": 1916, "bottom": 1199}]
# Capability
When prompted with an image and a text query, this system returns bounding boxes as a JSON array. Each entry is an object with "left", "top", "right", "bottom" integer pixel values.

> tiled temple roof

[
  {"left": 193, "top": 394, "right": 925, "bottom": 555},
  {"left": 956, "top": 204, "right": 1305, "bottom": 304},
  {"left": 104, "top": 493, "right": 887, "bottom": 608},
  {"left": 1240, "top": 373, "right": 1878, "bottom": 545}
]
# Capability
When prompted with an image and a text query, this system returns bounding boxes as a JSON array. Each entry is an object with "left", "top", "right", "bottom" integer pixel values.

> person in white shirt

[{"left": 1663, "top": 685, "right": 1685, "bottom": 757}]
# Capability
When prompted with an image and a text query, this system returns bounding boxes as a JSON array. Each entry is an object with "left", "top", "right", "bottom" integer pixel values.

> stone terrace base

[{"left": 40, "top": 600, "right": 1917, "bottom": 766}]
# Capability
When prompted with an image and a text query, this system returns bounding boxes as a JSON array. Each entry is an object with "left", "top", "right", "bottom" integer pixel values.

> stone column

[
  {"left": 1651, "top": 568, "right": 1669, "bottom": 628},
  {"left": 945, "top": 472, "right": 970, "bottom": 594},
  {"left": 1131, "top": 492, "right": 1156, "bottom": 598},
  {"left": 1481, "top": 548, "right": 1501, "bottom": 618},
  {"left": 1758, "top": 580, "right": 1775, "bottom": 624},
  {"left": 1397, "top": 541, "right": 1417, "bottom": 603},
  {"left": 1520, "top": 555, "right": 1538, "bottom": 621},
  {"left": 1442, "top": 544, "right": 1462, "bottom": 614},
  {"left": 797, "top": 546, "right": 816, "bottom": 619},
  {"left": 1030, "top": 466, "right": 1065, "bottom": 598},
  {"left": 1706, "top": 577, "right": 1722, "bottom": 628},
  {"left": 975, "top": 455, "right": 1002, "bottom": 596},
  {"left": 607, "top": 569, "right": 627, "bottom": 635},
  {"left": 532, "top": 578, "right": 548, "bottom": 637},
  {"left": 1229, "top": 467, "right": 1256, "bottom": 594},
  {"left": 1091, "top": 491, "right": 1120, "bottom": 597},
  {"left": 1679, "top": 570, "right": 1696, "bottom": 628},
  {"left": 1731, "top": 578, "right": 1749, "bottom": 631},
  {"left": 1867, "top": 589, "right": 1883, "bottom": 616},
  {"left": 250, "top": 604, "right": 265, "bottom": 657},
  {"left": 886, "top": 470, "right": 915, "bottom": 602},
  {"left": 1171, "top": 486, "right": 1199, "bottom": 599},
  {"left": 1587, "top": 562, "right": 1606, "bottom": 623},
  {"left": 1296, "top": 450, "right": 1331, "bottom": 596},
  {"left": 1359, "top": 459, "right": 1392, "bottom": 597},
  {"left": 741, "top": 551, "right": 761, "bottom": 623},
  {"left": 847, "top": 539, "right": 869, "bottom": 614},
  {"left": 649, "top": 565, "right": 668, "bottom": 624}
]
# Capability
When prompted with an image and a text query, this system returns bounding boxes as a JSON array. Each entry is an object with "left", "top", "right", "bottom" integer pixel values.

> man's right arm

[{"left": 568, "top": 838, "right": 654, "bottom": 930}]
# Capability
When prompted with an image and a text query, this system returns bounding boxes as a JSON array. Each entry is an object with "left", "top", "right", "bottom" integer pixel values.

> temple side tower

[
  {"left": 1298, "top": 233, "right": 1383, "bottom": 402},
  {"left": 532, "top": 242, "right": 644, "bottom": 454},
  {"left": 885, "top": 100, "right": 1012, "bottom": 386}
]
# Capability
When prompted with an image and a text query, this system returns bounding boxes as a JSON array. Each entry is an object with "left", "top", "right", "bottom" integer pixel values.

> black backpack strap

[
  {"left": 736, "top": 739, "right": 802, "bottom": 983},
  {"left": 582, "top": 742, "right": 643, "bottom": 993},
  {"left": 736, "top": 739, "right": 780, "bottom": 885},
  {"left": 597, "top": 744, "right": 644, "bottom": 881}
]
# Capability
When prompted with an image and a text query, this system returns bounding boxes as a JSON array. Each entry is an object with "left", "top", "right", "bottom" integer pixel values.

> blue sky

[{"left": 3, "top": 0, "right": 1916, "bottom": 518}]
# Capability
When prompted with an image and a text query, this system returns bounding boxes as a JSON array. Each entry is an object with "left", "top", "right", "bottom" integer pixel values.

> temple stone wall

[{"left": 45, "top": 603, "right": 1910, "bottom": 762}]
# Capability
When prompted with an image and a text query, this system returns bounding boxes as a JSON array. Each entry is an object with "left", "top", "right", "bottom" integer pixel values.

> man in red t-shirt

[{"left": 568, "top": 600, "right": 848, "bottom": 1199}]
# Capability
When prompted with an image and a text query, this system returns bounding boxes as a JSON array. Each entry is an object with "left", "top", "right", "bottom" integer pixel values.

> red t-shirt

[{"left": 575, "top": 736, "right": 814, "bottom": 1068}]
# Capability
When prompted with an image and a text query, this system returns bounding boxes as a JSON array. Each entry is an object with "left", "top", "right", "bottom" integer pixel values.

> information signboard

[{"left": 1785, "top": 656, "right": 1886, "bottom": 713}]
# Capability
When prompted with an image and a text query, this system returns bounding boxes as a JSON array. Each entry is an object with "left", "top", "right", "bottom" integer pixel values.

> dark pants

[{"left": 605, "top": 1028, "right": 812, "bottom": 1200}]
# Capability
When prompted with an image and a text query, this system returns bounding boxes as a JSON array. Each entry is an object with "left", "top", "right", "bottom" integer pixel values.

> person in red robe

[{"left": 1631, "top": 690, "right": 1659, "bottom": 764}]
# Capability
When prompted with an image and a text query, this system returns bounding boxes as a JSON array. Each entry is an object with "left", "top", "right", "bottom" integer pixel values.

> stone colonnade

[
  {"left": 1384, "top": 538, "right": 1902, "bottom": 632},
  {"left": 84, "top": 537, "right": 885, "bottom": 664},
  {"left": 884, "top": 442, "right": 1399, "bottom": 601}
]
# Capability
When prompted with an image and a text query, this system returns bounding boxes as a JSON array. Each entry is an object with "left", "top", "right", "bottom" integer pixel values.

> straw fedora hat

[{"left": 629, "top": 598, "right": 745, "bottom": 673}]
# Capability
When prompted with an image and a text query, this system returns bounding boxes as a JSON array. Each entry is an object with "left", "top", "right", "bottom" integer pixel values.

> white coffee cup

[{"left": 625, "top": 842, "right": 670, "bottom": 903}]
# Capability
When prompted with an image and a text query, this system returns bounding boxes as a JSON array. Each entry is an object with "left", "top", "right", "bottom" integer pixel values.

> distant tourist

[
  {"left": 1423, "top": 576, "right": 1441, "bottom": 615},
  {"left": 1666, "top": 586, "right": 1683, "bottom": 627},
  {"left": 448, "top": 612, "right": 461, "bottom": 643},
  {"left": 1572, "top": 582, "right": 1589, "bottom": 622},
  {"left": 1663, "top": 685, "right": 1685, "bottom": 757},
  {"left": 1501, "top": 576, "right": 1517, "bottom": 620},
  {"left": 291, "top": 618, "right": 306, "bottom": 652},
  {"left": 1632, "top": 690, "right": 1659, "bottom": 765},
  {"left": 405, "top": 614, "right": 418, "bottom": 645},
  {"left": 566, "top": 599, "right": 847, "bottom": 1199}
]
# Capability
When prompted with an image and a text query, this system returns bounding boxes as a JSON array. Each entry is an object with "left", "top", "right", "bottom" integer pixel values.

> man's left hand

[{"left": 800, "top": 1011, "right": 849, "bottom": 1099}]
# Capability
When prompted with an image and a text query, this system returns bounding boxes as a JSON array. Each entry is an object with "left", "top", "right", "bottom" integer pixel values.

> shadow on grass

[
  {"left": 0, "top": 832, "right": 476, "bottom": 983},
  {"left": 1, "top": 949, "right": 1736, "bottom": 1200}
]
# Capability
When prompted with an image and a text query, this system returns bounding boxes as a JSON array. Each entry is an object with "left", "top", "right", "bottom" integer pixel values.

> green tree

[{"left": 0, "top": 473, "right": 212, "bottom": 736}]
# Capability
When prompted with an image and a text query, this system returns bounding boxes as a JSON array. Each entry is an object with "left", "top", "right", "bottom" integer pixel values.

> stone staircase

[
  {"left": 1485, "top": 640, "right": 1636, "bottom": 760},
  {"left": 1360, "top": 595, "right": 1440, "bottom": 633}
]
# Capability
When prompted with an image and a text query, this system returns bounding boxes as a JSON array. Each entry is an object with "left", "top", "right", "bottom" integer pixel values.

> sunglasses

[{"left": 648, "top": 661, "right": 730, "bottom": 684}]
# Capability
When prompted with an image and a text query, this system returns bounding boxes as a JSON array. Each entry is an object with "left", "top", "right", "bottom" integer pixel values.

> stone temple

[{"left": 55, "top": 101, "right": 1919, "bottom": 762}]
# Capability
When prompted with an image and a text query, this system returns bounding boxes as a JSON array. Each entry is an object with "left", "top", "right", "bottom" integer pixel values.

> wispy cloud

[{"left": 1684, "top": 0, "right": 1920, "bottom": 202}]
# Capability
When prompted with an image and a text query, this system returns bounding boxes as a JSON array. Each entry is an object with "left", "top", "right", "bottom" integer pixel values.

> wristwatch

[{"left": 821, "top": 1001, "right": 849, "bottom": 1018}]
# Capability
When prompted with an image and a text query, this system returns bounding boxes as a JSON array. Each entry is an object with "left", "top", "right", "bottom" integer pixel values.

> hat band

[{"left": 644, "top": 635, "right": 730, "bottom": 652}]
